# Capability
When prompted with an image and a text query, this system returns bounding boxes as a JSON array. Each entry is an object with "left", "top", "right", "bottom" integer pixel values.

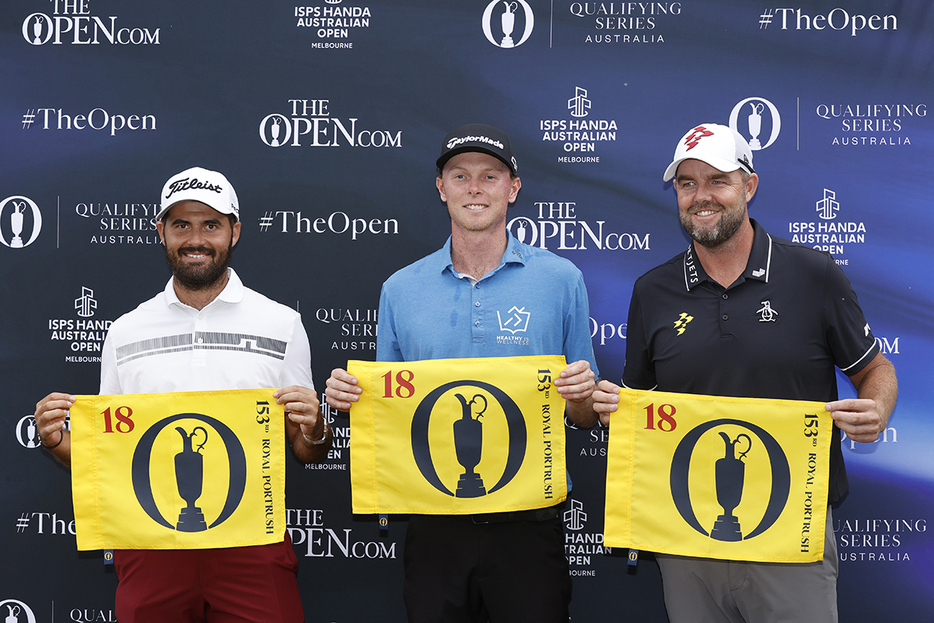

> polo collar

[
  {"left": 439, "top": 232, "right": 528, "bottom": 278},
  {"left": 682, "top": 219, "right": 773, "bottom": 291},
  {"left": 163, "top": 267, "right": 244, "bottom": 308}
]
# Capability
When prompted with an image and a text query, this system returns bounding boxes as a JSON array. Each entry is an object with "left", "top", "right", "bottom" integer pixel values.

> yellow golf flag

[
  {"left": 349, "top": 356, "right": 568, "bottom": 515},
  {"left": 604, "top": 388, "right": 832, "bottom": 563},
  {"left": 70, "top": 389, "right": 285, "bottom": 551}
]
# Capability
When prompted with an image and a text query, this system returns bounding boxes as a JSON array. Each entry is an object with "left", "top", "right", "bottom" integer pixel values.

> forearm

[
  {"left": 39, "top": 427, "right": 72, "bottom": 467},
  {"left": 566, "top": 395, "right": 598, "bottom": 429},
  {"left": 288, "top": 416, "right": 332, "bottom": 464},
  {"left": 856, "top": 357, "right": 898, "bottom": 428}
]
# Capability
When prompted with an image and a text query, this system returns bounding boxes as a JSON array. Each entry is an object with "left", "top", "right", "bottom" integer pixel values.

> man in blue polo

[
  {"left": 325, "top": 123, "right": 599, "bottom": 622},
  {"left": 594, "top": 123, "right": 897, "bottom": 623}
]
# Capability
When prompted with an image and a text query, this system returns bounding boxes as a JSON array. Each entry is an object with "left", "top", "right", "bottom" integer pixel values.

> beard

[
  {"left": 680, "top": 202, "right": 746, "bottom": 249},
  {"left": 165, "top": 239, "right": 233, "bottom": 291}
]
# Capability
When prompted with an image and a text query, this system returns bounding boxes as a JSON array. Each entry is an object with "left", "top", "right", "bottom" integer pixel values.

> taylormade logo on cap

[
  {"left": 436, "top": 123, "right": 518, "bottom": 175},
  {"left": 446, "top": 135, "right": 505, "bottom": 150}
]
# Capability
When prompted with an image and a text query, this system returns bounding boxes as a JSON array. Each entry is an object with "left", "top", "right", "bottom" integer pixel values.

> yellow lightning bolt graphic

[{"left": 673, "top": 312, "right": 693, "bottom": 336}]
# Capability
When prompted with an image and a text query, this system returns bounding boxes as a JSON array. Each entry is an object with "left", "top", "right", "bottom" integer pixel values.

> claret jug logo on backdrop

[
  {"left": 0, "top": 600, "right": 37, "bottom": 623},
  {"left": 0, "top": 196, "right": 42, "bottom": 248},
  {"left": 132, "top": 413, "right": 247, "bottom": 533},
  {"left": 16, "top": 414, "right": 43, "bottom": 449},
  {"left": 482, "top": 0, "right": 534, "bottom": 48},
  {"left": 729, "top": 97, "right": 781, "bottom": 151},
  {"left": 22, "top": 2, "right": 161, "bottom": 46},
  {"left": 411, "top": 381, "right": 526, "bottom": 498},
  {"left": 671, "top": 420, "right": 790, "bottom": 542}
]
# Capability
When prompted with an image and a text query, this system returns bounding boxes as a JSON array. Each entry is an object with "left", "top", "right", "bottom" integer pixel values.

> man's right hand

[{"left": 34, "top": 392, "right": 76, "bottom": 464}]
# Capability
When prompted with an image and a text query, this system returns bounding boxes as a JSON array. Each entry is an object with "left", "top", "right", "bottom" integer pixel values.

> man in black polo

[{"left": 594, "top": 123, "right": 897, "bottom": 623}]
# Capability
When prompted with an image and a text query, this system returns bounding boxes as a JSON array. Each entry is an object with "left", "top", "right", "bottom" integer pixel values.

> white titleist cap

[
  {"left": 663, "top": 123, "right": 755, "bottom": 182},
  {"left": 157, "top": 166, "right": 240, "bottom": 222}
]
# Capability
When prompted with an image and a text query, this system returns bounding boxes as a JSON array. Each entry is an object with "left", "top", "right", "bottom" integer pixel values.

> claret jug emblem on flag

[{"left": 349, "top": 356, "right": 568, "bottom": 515}]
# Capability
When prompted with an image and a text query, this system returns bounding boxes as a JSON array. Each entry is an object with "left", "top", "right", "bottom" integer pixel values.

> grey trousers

[{"left": 656, "top": 507, "right": 838, "bottom": 623}]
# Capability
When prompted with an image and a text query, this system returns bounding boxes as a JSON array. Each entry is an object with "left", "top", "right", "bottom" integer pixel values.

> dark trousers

[{"left": 403, "top": 513, "right": 571, "bottom": 623}]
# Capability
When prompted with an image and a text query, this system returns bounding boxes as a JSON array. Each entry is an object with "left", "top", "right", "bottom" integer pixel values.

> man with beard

[
  {"left": 593, "top": 124, "right": 897, "bottom": 623},
  {"left": 33, "top": 166, "right": 330, "bottom": 623}
]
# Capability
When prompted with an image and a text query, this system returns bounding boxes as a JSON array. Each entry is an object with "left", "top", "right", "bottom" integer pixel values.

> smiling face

[
  {"left": 436, "top": 151, "right": 521, "bottom": 237},
  {"left": 156, "top": 200, "right": 240, "bottom": 292},
  {"left": 674, "top": 159, "right": 757, "bottom": 249}
]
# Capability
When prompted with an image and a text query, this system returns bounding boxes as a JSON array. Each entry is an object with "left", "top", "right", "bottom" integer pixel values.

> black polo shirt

[{"left": 623, "top": 219, "right": 880, "bottom": 503}]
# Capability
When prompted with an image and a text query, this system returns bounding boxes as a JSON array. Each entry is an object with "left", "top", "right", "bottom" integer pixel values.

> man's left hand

[
  {"left": 827, "top": 398, "right": 884, "bottom": 443},
  {"left": 275, "top": 385, "right": 321, "bottom": 439},
  {"left": 554, "top": 360, "right": 596, "bottom": 403}
]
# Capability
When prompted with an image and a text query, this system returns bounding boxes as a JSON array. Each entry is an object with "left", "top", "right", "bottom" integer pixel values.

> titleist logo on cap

[
  {"left": 164, "top": 177, "right": 223, "bottom": 200},
  {"left": 446, "top": 135, "right": 505, "bottom": 150}
]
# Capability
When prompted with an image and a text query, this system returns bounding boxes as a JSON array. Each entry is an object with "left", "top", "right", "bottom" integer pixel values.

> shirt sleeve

[
  {"left": 99, "top": 329, "right": 122, "bottom": 395},
  {"left": 822, "top": 254, "right": 880, "bottom": 376},
  {"left": 563, "top": 272, "right": 599, "bottom": 377}
]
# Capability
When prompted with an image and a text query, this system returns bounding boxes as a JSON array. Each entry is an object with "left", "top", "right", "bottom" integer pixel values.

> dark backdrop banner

[{"left": 2, "top": 1, "right": 931, "bottom": 621}]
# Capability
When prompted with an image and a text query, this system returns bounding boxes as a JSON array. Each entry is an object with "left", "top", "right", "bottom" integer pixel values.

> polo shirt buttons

[
  {"left": 475, "top": 301, "right": 481, "bottom": 307},
  {"left": 722, "top": 294, "right": 729, "bottom": 300},
  {"left": 475, "top": 320, "right": 481, "bottom": 326},
  {"left": 722, "top": 314, "right": 729, "bottom": 321}
]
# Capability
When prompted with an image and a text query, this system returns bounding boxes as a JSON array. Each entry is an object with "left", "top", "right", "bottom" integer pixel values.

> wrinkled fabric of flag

[
  {"left": 349, "top": 356, "right": 568, "bottom": 515},
  {"left": 605, "top": 388, "right": 831, "bottom": 563},
  {"left": 71, "top": 389, "right": 285, "bottom": 551}
]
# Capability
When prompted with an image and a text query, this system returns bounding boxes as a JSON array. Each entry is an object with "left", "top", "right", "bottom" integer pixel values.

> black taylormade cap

[{"left": 436, "top": 123, "right": 518, "bottom": 175}]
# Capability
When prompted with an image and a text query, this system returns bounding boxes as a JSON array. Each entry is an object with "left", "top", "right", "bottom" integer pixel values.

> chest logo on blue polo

[
  {"left": 757, "top": 301, "right": 779, "bottom": 322},
  {"left": 673, "top": 312, "right": 694, "bottom": 336},
  {"left": 497, "top": 306, "right": 531, "bottom": 334}
]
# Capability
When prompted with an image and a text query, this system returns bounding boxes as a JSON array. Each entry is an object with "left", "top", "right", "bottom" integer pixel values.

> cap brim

[
  {"left": 155, "top": 199, "right": 238, "bottom": 222},
  {"left": 663, "top": 156, "right": 744, "bottom": 182},
  {"left": 437, "top": 146, "right": 516, "bottom": 174}
]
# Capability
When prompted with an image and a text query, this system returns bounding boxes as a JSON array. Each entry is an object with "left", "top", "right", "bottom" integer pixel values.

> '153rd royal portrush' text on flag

[
  {"left": 604, "top": 388, "right": 832, "bottom": 563},
  {"left": 70, "top": 389, "right": 285, "bottom": 551},
  {"left": 348, "top": 356, "right": 568, "bottom": 515}
]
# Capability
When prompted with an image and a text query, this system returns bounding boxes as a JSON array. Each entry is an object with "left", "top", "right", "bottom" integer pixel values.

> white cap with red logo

[{"left": 663, "top": 123, "right": 755, "bottom": 182}]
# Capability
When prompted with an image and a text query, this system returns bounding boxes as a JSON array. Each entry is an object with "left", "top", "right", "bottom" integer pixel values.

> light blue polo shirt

[{"left": 377, "top": 233, "right": 598, "bottom": 376}]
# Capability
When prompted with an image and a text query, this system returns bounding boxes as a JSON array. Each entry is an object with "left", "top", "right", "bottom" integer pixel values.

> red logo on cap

[{"left": 684, "top": 126, "right": 714, "bottom": 151}]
